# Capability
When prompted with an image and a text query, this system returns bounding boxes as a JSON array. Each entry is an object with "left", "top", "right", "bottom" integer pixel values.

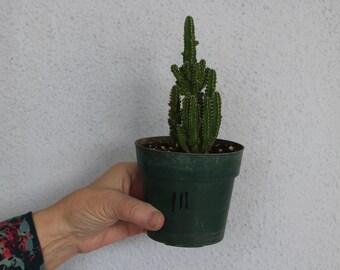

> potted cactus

[{"left": 135, "top": 16, "right": 244, "bottom": 247}]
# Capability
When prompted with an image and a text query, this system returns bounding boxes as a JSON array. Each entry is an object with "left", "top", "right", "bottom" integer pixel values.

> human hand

[{"left": 33, "top": 162, "right": 164, "bottom": 270}]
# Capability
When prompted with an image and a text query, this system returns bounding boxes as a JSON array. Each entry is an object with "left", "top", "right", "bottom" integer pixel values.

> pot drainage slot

[{"left": 172, "top": 192, "right": 189, "bottom": 212}]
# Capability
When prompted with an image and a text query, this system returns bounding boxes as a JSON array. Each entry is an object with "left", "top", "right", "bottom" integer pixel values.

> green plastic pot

[{"left": 135, "top": 136, "right": 244, "bottom": 247}]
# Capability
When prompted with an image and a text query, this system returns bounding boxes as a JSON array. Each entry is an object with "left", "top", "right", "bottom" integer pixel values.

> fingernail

[{"left": 147, "top": 211, "right": 162, "bottom": 229}]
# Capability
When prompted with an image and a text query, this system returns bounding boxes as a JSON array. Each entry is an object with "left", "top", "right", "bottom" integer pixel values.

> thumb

[{"left": 113, "top": 192, "right": 164, "bottom": 231}]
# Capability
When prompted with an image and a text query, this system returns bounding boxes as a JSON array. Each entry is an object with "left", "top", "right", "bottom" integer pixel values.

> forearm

[{"left": 33, "top": 206, "right": 78, "bottom": 270}]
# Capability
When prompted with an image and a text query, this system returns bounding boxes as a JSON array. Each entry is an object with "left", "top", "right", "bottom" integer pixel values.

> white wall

[{"left": 1, "top": 1, "right": 339, "bottom": 269}]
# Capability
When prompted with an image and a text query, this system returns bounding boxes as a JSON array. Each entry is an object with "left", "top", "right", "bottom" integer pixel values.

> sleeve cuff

[{"left": 0, "top": 212, "right": 45, "bottom": 269}]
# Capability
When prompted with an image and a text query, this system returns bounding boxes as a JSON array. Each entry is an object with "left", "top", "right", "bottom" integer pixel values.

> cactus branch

[
  {"left": 206, "top": 69, "right": 217, "bottom": 97},
  {"left": 202, "top": 96, "right": 212, "bottom": 152},
  {"left": 168, "top": 86, "right": 181, "bottom": 143},
  {"left": 171, "top": 64, "right": 183, "bottom": 83},
  {"left": 188, "top": 95, "right": 200, "bottom": 152},
  {"left": 182, "top": 96, "right": 190, "bottom": 134},
  {"left": 183, "top": 16, "right": 198, "bottom": 63},
  {"left": 211, "top": 91, "right": 222, "bottom": 141},
  {"left": 177, "top": 125, "right": 190, "bottom": 153}
]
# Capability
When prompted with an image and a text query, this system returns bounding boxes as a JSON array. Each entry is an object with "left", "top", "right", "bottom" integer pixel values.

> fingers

[
  {"left": 90, "top": 162, "right": 140, "bottom": 194},
  {"left": 112, "top": 192, "right": 164, "bottom": 231},
  {"left": 96, "top": 222, "right": 145, "bottom": 248}
]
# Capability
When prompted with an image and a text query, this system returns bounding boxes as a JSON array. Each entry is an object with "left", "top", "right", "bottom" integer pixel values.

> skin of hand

[{"left": 33, "top": 162, "right": 165, "bottom": 270}]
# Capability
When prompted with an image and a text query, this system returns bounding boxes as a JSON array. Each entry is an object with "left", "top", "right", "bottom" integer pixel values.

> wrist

[{"left": 33, "top": 206, "right": 78, "bottom": 270}]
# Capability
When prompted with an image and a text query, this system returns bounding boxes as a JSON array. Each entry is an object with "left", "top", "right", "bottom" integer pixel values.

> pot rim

[{"left": 135, "top": 136, "right": 244, "bottom": 156}]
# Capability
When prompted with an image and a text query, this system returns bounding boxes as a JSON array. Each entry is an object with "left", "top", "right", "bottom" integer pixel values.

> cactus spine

[{"left": 168, "top": 16, "right": 222, "bottom": 153}]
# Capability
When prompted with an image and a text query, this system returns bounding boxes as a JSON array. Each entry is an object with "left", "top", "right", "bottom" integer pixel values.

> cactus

[{"left": 168, "top": 16, "right": 222, "bottom": 153}]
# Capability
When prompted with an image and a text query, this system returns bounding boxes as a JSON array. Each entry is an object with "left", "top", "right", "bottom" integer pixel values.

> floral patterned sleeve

[{"left": 0, "top": 212, "right": 45, "bottom": 270}]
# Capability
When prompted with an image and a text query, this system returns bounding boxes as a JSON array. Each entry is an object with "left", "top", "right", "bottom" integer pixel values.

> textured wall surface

[{"left": 1, "top": 0, "right": 339, "bottom": 269}]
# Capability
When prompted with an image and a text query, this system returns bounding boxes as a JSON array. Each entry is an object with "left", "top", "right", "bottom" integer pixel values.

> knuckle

[{"left": 125, "top": 201, "right": 142, "bottom": 219}]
